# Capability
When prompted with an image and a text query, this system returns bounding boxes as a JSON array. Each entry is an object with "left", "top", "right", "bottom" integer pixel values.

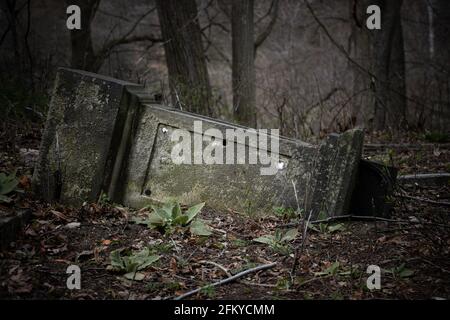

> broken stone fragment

[{"left": 32, "top": 68, "right": 142, "bottom": 205}]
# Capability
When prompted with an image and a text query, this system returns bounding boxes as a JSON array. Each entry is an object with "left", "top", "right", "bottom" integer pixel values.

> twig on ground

[
  {"left": 290, "top": 180, "right": 313, "bottom": 279},
  {"left": 398, "top": 194, "right": 450, "bottom": 207},
  {"left": 290, "top": 209, "right": 312, "bottom": 278},
  {"left": 174, "top": 262, "right": 277, "bottom": 300},
  {"left": 280, "top": 215, "right": 450, "bottom": 229},
  {"left": 297, "top": 274, "right": 333, "bottom": 287},
  {"left": 198, "top": 260, "right": 231, "bottom": 277},
  {"left": 197, "top": 260, "right": 277, "bottom": 288}
]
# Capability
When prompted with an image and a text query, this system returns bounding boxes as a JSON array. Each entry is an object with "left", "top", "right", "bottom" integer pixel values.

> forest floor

[{"left": 0, "top": 121, "right": 449, "bottom": 300}]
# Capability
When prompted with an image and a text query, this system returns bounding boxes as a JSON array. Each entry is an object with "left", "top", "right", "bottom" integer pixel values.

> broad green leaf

[
  {"left": 185, "top": 202, "right": 205, "bottom": 223},
  {"left": 307, "top": 223, "right": 320, "bottom": 232},
  {"left": 124, "top": 260, "right": 139, "bottom": 273},
  {"left": 399, "top": 269, "right": 414, "bottom": 278},
  {"left": 131, "top": 216, "right": 149, "bottom": 225},
  {"left": 173, "top": 214, "right": 189, "bottom": 226},
  {"left": 274, "top": 230, "right": 283, "bottom": 242},
  {"left": 281, "top": 229, "right": 299, "bottom": 242},
  {"left": 317, "top": 211, "right": 327, "bottom": 220},
  {"left": 124, "top": 272, "right": 145, "bottom": 281},
  {"left": 161, "top": 203, "right": 175, "bottom": 219},
  {"left": 172, "top": 202, "right": 182, "bottom": 219},
  {"left": 315, "top": 261, "right": 340, "bottom": 276},
  {"left": 253, "top": 235, "right": 275, "bottom": 245},
  {"left": 0, "top": 172, "right": 19, "bottom": 195},
  {"left": 132, "top": 248, "right": 160, "bottom": 270},
  {"left": 147, "top": 212, "right": 166, "bottom": 226},
  {"left": 327, "top": 261, "right": 340, "bottom": 275},
  {"left": 189, "top": 219, "right": 212, "bottom": 236},
  {"left": 150, "top": 205, "right": 171, "bottom": 221},
  {"left": 110, "top": 248, "right": 160, "bottom": 274},
  {"left": 328, "top": 223, "right": 345, "bottom": 233},
  {"left": 109, "top": 250, "right": 125, "bottom": 270}
]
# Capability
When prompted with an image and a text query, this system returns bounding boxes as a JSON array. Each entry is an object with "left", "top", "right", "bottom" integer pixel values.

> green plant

[
  {"left": 385, "top": 263, "right": 415, "bottom": 279},
  {"left": 152, "top": 242, "right": 173, "bottom": 254},
  {"left": 132, "top": 201, "right": 212, "bottom": 236},
  {"left": 273, "top": 206, "right": 298, "bottom": 220},
  {"left": 423, "top": 131, "right": 450, "bottom": 143},
  {"left": 276, "top": 277, "right": 291, "bottom": 291},
  {"left": 200, "top": 284, "right": 216, "bottom": 298},
  {"left": 97, "top": 191, "right": 111, "bottom": 206},
  {"left": 107, "top": 247, "right": 160, "bottom": 280},
  {"left": 313, "top": 262, "right": 360, "bottom": 279},
  {"left": 253, "top": 229, "right": 298, "bottom": 255},
  {"left": 308, "top": 222, "right": 346, "bottom": 234},
  {"left": 0, "top": 171, "right": 20, "bottom": 203},
  {"left": 306, "top": 211, "right": 340, "bottom": 233},
  {"left": 315, "top": 261, "right": 341, "bottom": 277},
  {"left": 0, "top": 77, "right": 48, "bottom": 122},
  {"left": 231, "top": 262, "right": 258, "bottom": 275},
  {"left": 231, "top": 239, "right": 250, "bottom": 248}
]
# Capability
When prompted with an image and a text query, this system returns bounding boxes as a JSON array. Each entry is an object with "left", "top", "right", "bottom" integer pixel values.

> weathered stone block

[
  {"left": 117, "top": 101, "right": 319, "bottom": 214},
  {"left": 32, "top": 68, "right": 143, "bottom": 205},
  {"left": 306, "top": 130, "right": 364, "bottom": 218}
]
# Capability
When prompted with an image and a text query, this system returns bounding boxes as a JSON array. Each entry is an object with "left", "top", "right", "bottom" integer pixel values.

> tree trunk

[
  {"left": 66, "top": 0, "right": 98, "bottom": 72},
  {"left": 372, "top": 0, "right": 406, "bottom": 130},
  {"left": 388, "top": 14, "right": 406, "bottom": 128},
  {"left": 1, "top": 0, "right": 22, "bottom": 75},
  {"left": 349, "top": 0, "right": 374, "bottom": 126},
  {"left": 432, "top": 0, "right": 450, "bottom": 71},
  {"left": 156, "top": 0, "right": 213, "bottom": 117},
  {"left": 232, "top": 0, "right": 256, "bottom": 127},
  {"left": 430, "top": 0, "right": 450, "bottom": 131}
]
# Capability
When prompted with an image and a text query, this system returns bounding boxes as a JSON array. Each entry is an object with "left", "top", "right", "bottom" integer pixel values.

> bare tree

[
  {"left": 1, "top": 0, "right": 33, "bottom": 82},
  {"left": 349, "top": 0, "right": 374, "bottom": 126},
  {"left": 428, "top": 0, "right": 450, "bottom": 131},
  {"left": 156, "top": 0, "right": 213, "bottom": 116},
  {"left": 66, "top": 0, "right": 98, "bottom": 71},
  {"left": 372, "top": 0, "right": 406, "bottom": 130},
  {"left": 431, "top": 0, "right": 450, "bottom": 71},
  {"left": 67, "top": 0, "right": 161, "bottom": 73},
  {"left": 232, "top": 0, "right": 256, "bottom": 127}
]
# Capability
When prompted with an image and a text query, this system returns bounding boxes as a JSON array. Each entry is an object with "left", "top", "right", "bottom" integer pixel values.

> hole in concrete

[
  {"left": 222, "top": 140, "right": 227, "bottom": 146},
  {"left": 144, "top": 189, "right": 152, "bottom": 196}
]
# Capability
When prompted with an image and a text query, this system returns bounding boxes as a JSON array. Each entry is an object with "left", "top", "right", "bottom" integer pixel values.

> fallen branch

[
  {"left": 364, "top": 143, "right": 450, "bottom": 151},
  {"left": 197, "top": 260, "right": 277, "bottom": 288},
  {"left": 281, "top": 215, "right": 450, "bottom": 229},
  {"left": 398, "top": 195, "right": 450, "bottom": 207},
  {"left": 174, "top": 262, "right": 277, "bottom": 300}
]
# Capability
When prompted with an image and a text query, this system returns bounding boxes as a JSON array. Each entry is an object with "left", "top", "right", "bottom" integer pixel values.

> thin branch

[
  {"left": 254, "top": 0, "right": 279, "bottom": 52},
  {"left": 93, "top": 7, "right": 161, "bottom": 68},
  {"left": 398, "top": 195, "right": 450, "bottom": 207},
  {"left": 282, "top": 215, "right": 450, "bottom": 229},
  {"left": 201, "top": 30, "right": 231, "bottom": 65},
  {"left": 174, "top": 262, "right": 277, "bottom": 300},
  {"left": 303, "top": 0, "right": 442, "bottom": 117}
]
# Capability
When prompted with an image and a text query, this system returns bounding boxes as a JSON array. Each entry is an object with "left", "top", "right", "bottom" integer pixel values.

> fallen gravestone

[{"left": 33, "top": 68, "right": 392, "bottom": 218}]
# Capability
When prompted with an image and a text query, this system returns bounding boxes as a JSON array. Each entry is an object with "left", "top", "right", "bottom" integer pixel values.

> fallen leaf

[
  {"left": 65, "top": 222, "right": 81, "bottom": 229},
  {"left": 50, "top": 210, "right": 70, "bottom": 222}
]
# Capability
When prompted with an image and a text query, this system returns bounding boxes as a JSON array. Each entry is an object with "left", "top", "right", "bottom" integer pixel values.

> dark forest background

[{"left": 1, "top": 0, "right": 449, "bottom": 140}]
